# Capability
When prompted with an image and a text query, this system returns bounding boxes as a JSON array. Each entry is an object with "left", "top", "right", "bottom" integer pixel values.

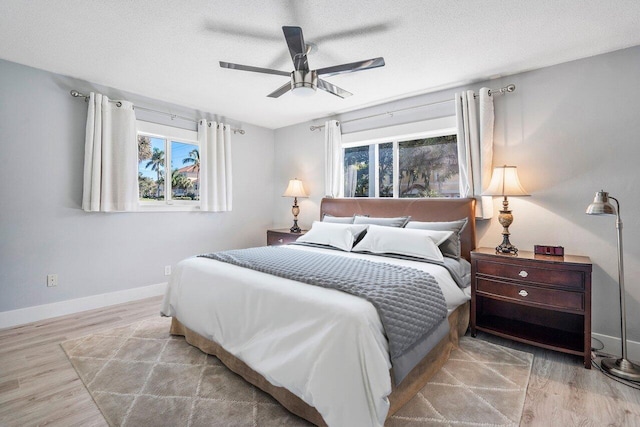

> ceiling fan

[{"left": 219, "top": 26, "right": 385, "bottom": 99}]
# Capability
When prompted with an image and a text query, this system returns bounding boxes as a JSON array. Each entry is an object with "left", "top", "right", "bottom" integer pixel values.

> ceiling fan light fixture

[
  {"left": 291, "top": 70, "right": 317, "bottom": 96},
  {"left": 220, "top": 26, "right": 384, "bottom": 99}
]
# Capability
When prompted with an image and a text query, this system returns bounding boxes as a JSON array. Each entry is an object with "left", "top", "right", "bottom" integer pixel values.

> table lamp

[
  {"left": 586, "top": 190, "right": 640, "bottom": 381},
  {"left": 283, "top": 179, "right": 308, "bottom": 233},
  {"left": 483, "top": 165, "right": 530, "bottom": 254}
]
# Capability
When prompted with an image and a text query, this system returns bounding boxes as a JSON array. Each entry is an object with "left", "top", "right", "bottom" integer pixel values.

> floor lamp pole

[
  {"left": 615, "top": 206, "right": 627, "bottom": 361},
  {"left": 600, "top": 197, "right": 640, "bottom": 381}
]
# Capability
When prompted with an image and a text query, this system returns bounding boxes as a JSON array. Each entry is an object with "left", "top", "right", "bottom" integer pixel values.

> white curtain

[
  {"left": 345, "top": 164, "right": 357, "bottom": 197},
  {"left": 198, "top": 120, "right": 232, "bottom": 211},
  {"left": 455, "top": 87, "right": 494, "bottom": 219},
  {"left": 324, "top": 120, "right": 343, "bottom": 198},
  {"left": 82, "top": 92, "right": 138, "bottom": 212}
]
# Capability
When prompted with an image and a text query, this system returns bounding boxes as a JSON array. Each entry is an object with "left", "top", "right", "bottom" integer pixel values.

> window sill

[{"left": 137, "top": 203, "right": 201, "bottom": 212}]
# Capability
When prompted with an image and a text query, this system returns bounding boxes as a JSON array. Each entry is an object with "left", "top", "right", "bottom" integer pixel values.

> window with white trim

[
  {"left": 343, "top": 128, "right": 459, "bottom": 198},
  {"left": 137, "top": 121, "right": 200, "bottom": 209}
]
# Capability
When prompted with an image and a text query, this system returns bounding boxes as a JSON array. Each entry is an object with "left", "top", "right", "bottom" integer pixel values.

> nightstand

[
  {"left": 267, "top": 228, "right": 307, "bottom": 246},
  {"left": 470, "top": 247, "right": 592, "bottom": 368}
]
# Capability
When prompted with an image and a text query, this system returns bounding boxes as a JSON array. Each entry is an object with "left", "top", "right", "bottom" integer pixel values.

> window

[
  {"left": 137, "top": 121, "right": 200, "bottom": 210},
  {"left": 343, "top": 132, "right": 459, "bottom": 198}
]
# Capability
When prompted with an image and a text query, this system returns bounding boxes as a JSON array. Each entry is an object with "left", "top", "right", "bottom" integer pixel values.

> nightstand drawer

[
  {"left": 477, "top": 278, "right": 584, "bottom": 312},
  {"left": 267, "top": 229, "right": 306, "bottom": 246},
  {"left": 476, "top": 260, "right": 584, "bottom": 290}
]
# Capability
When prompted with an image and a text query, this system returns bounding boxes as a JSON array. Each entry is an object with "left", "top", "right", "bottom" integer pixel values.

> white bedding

[{"left": 161, "top": 245, "right": 470, "bottom": 427}]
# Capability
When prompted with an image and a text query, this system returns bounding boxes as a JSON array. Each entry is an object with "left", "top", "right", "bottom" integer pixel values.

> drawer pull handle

[
  {"left": 278, "top": 238, "right": 284, "bottom": 243},
  {"left": 519, "top": 290, "right": 528, "bottom": 297},
  {"left": 518, "top": 270, "right": 528, "bottom": 278}
]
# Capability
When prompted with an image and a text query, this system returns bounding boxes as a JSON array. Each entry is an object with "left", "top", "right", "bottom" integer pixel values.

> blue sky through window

[{"left": 138, "top": 137, "right": 197, "bottom": 179}]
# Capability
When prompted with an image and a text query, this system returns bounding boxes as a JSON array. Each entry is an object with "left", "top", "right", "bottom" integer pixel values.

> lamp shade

[
  {"left": 483, "top": 165, "right": 529, "bottom": 197},
  {"left": 585, "top": 190, "right": 616, "bottom": 215},
  {"left": 282, "top": 179, "right": 309, "bottom": 198}
]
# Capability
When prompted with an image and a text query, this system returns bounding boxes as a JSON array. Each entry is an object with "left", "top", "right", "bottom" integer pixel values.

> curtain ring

[
  {"left": 116, "top": 101, "right": 122, "bottom": 107},
  {"left": 217, "top": 124, "right": 220, "bottom": 129},
  {"left": 208, "top": 122, "right": 212, "bottom": 127}
]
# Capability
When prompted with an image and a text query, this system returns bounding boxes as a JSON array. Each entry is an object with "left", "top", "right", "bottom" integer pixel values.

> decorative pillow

[
  {"left": 416, "top": 229, "right": 456, "bottom": 246},
  {"left": 352, "top": 224, "right": 446, "bottom": 262},
  {"left": 296, "top": 221, "right": 369, "bottom": 252},
  {"left": 353, "top": 215, "right": 411, "bottom": 228},
  {"left": 321, "top": 214, "right": 355, "bottom": 224},
  {"left": 405, "top": 218, "right": 468, "bottom": 259}
]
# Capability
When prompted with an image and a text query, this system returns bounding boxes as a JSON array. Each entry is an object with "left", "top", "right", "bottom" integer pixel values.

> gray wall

[
  {"left": 273, "top": 46, "right": 640, "bottom": 347},
  {"left": 0, "top": 59, "right": 275, "bottom": 312}
]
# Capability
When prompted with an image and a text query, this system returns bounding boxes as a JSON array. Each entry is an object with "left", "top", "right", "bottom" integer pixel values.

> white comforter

[{"left": 161, "top": 245, "right": 469, "bottom": 427}]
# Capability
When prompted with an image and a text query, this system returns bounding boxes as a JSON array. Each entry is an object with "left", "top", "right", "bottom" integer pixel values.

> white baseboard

[
  {"left": 592, "top": 332, "right": 640, "bottom": 363},
  {"left": 0, "top": 282, "right": 167, "bottom": 330}
]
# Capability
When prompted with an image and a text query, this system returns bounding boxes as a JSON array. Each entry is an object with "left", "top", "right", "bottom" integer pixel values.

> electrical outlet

[
  {"left": 164, "top": 265, "right": 172, "bottom": 276},
  {"left": 47, "top": 274, "right": 58, "bottom": 287}
]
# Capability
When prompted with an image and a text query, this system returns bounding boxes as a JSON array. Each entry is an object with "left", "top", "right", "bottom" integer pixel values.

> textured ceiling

[{"left": 1, "top": 0, "right": 640, "bottom": 129}]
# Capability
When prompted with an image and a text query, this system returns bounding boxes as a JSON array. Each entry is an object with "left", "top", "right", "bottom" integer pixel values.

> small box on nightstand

[{"left": 534, "top": 245, "right": 564, "bottom": 256}]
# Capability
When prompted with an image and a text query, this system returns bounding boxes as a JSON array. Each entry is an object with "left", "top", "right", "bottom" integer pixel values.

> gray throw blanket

[{"left": 200, "top": 246, "right": 448, "bottom": 382}]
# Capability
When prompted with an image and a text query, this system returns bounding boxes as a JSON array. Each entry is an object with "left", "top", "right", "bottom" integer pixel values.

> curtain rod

[
  {"left": 69, "top": 90, "right": 246, "bottom": 135},
  {"left": 309, "top": 84, "right": 515, "bottom": 131}
]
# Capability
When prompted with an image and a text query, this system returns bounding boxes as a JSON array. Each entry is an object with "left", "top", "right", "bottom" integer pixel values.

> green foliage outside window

[
  {"left": 343, "top": 134, "right": 458, "bottom": 198},
  {"left": 399, "top": 135, "right": 458, "bottom": 198}
]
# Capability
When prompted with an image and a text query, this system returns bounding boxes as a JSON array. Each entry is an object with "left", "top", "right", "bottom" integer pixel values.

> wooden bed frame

[{"left": 170, "top": 197, "right": 477, "bottom": 426}]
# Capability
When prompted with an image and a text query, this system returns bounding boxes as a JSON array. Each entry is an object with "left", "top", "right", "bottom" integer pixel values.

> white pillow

[
  {"left": 416, "top": 229, "right": 455, "bottom": 246},
  {"left": 353, "top": 215, "right": 410, "bottom": 227},
  {"left": 352, "top": 224, "right": 448, "bottom": 262},
  {"left": 296, "top": 221, "right": 369, "bottom": 252},
  {"left": 321, "top": 214, "right": 355, "bottom": 224},
  {"left": 405, "top": 218, "right": 468, "bottom": 259}
]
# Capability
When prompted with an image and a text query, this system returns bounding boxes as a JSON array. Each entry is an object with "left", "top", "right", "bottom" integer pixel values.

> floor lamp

[{"left": 586, "top": 190, "right": 640, "bottom": 381}]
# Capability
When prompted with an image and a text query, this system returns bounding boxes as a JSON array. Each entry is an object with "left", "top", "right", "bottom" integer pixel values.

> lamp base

[
  {"left": 290, "top": 197, "right": 301, "bottom": 233},
  {"left": 601, "top": 357, "right": 640, "bottom": 382},
  {"left": 496, "top": 235, "right": 518, "bottom": 255},
  {"left": 290, "top": 219, "right": 301, "bottom": 233},
  {"left": 496, "top": 201, "right": 518, "bottom": 255}
]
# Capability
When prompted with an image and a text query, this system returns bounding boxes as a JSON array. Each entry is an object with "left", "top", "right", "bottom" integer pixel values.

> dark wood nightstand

[
  {"left": 470, "top": 247, "right": 592, "bottom": 368},
  {"left": 267, "top": 229, "right": 307, "bottom": 246}
]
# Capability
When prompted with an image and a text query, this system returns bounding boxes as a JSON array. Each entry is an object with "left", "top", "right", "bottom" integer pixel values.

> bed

[{"left": 161, "top": 197, "right": 476, "bottom": 426}]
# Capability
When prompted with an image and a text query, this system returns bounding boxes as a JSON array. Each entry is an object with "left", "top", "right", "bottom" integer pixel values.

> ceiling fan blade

[
  {"left": 219, "top": 61, "right": 290, "bottom": 77},
  {"left": 282, "top": 26, "right": 309, "bottom": 72},
  {"left": 267, "top": 81, "right": 292, "bottom": 98},
  {"left": 317, "top": 79, "right": 353, "bottom": 99},
  {"left": 316, "top": 57, "right": 385, "bottom": 77}
]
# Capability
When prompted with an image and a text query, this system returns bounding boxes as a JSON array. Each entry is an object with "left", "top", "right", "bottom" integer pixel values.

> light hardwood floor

[{"left": 1, "top": 296, "right": 639, "bottom": 426}]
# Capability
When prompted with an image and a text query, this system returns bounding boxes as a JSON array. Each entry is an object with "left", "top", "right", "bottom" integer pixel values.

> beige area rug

[{"left": 61, "top": 317, "right": 532, "bottom": 427}]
